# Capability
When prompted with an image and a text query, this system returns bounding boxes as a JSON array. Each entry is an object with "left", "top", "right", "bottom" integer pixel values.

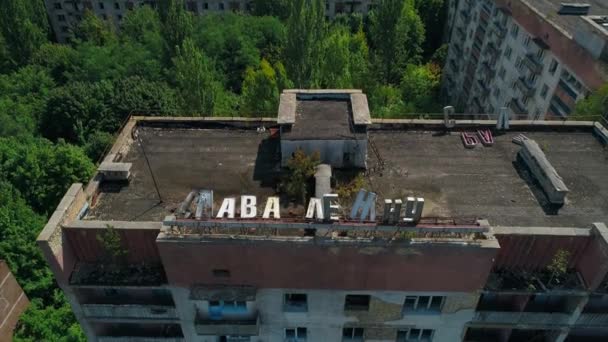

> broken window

[
  {"left": 284, "top": 293, "right": 308, "bottom": 312},
  {"left": 403, "top": 295, "right": 444, "bottom": 314},
  {"left": 344, "top": 295, "right": 370, "bottom": 311},
  {"left": 343, "top": 327, "right": 364, "bottom": 341},
  {"left": 397, "top": 328, "right": 435, "bottom": 341},
  {"left": 285, "top": 327, "right": 307, "bottom": 341}
]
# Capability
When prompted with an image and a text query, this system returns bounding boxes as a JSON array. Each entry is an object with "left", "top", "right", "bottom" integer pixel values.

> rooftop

[
  {"left": 532, "top": 0, "right": 608, "bottom": 37},
  {"left": 86, "top": 119, "right": 608, "bottom": 228}
]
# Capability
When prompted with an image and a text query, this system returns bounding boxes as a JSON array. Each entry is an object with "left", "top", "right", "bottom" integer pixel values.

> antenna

[{"left": 137, "top": 132, "right": 163, "bottom": 203}]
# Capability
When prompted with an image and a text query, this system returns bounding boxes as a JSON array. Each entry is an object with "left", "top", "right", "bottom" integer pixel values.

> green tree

[
  {"left": 399, "top": 63, "right": 441, "bottom": 113},
  {"left": 0, "top": 66, "right": 55, "bottom": 137},
  {"left": 282, "top": 149, "right": 320, "bottom": 204},
  {"left": 0, "top": 182, "right": 53, "bottom": 300},
  {"left": 158, "top": 0, "right": 193, "bottom": 58},
  {"left": 111, "top": 76, "right": 178, "bottom": 116},
  {"left": 317, "top": 26, "right": 370, "bottom": 89},
  {"left": 31, "top": 43, "right": 78, "bottom": 84},
  {"left": 14, "top": 295, "right": 84, "bottom": 342},
  {"left": 72, "top": 10, "right": 117, "bottom": 46},
  {"left": 252, "top": 0, "right": 290, "bottom": 20},
  {"left": 40, "top": 81, "right": 114, "bottom": 142},
  {"left": 573, "top": 83, "right": 608, "bottom": 122},
  {"left": 285, "top": 0, "right": 325, "bottom": 88},
  {"left": 414, "top": 0, "right": 447, "bottom": 58},
  {"left": 370, "top": 0, "right": 425, "bottom": 84},
  {"left": 0, "top": 137, "right": 95, "bottom": 214},
  {"left": 121, "top": 5, "right": 163, "bottom": 51},
  {"left": 0, "top": 0, "right": 48, "bottom": 69},
  {"left": 172, "top": 39, "right": 220, "bottom": 115},
  {"left": 241, "top": 59, "right": 280, "bottom": 115}
]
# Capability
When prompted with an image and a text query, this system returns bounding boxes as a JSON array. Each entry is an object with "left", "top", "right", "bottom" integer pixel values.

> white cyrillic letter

[
  {"left": 306, "top": 198, "right": 324, "bottom": 220},
  {"left": 216, "top": 198, "right": 236, "bottom": 218},
  {"left": 262, "top": 197, "right": 280, "bottom": 219},
  {"left": 240, "top": 195, "right": 257, "bottom": 218},
  {"left": 383, "top": 199, "right": 402, "bottom": 224},
  {"left": 403, "top": 197, "right": 424, "bottom": 223},
  {"left": 350, "top": 189, "right": 376, "bottom": 221},
  {"left": 323, "top": 194, "right": 340, "bottom": 221}
]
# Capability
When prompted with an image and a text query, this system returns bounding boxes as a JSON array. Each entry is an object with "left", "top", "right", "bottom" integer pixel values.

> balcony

[
  {"left": 576, "top": 313, "right": 608, "bottom": 327},
  {"left": 485, "top": 42, "right": 499, "bottom": 60},
  {"left": 509, "top": 98, "right": 528, "bottom": 115},
  {"left": 473, "top": 311, "right": 571, "bottom": 326},
  {"left": 195, "top": 316, "right": 259, "bottom": 336},
  {"left": 485, "top": 269, "right": 585, "bottom": 293},
  {"left": 522, "top": 53, "right": 543, "bottom": 74},
  {"left": 515, "top": 77, "right": 536, "bottom": 97},
  {"left": 70, "top": 262, "right": 167, "bottom": 287},
  {"left": 477, "top": 80, "right": 490, "bottom": 97},
  {"left": 456, "top": 26, "right": 466, "bottom": 41},
  {"left": 98, "top": 338, "right": 184, "bottom": 342},
  {"left": 82, "top": 304, "right": 179, "bottom": 320},
  {"left": 493, "top": 22, "right": 507, "bottom": 39},
  {"left": 480, "top": 62, "right": 495, "bottom": 78}
]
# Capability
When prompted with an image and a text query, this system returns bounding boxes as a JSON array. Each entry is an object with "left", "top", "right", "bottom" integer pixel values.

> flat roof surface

[
  {"left": 281, "top": 99, "right": 365, "bottom": 140},
  {"left": 87, "top": 123, "right": 608, "bottom": 228},
  {"left": 531, "top": 0, "right": 608, "bottom": 37}
]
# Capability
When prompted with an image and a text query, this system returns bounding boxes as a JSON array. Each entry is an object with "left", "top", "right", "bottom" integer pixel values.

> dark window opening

[{"left": 344, "top": 295, "right": 370, "bottom": 311}]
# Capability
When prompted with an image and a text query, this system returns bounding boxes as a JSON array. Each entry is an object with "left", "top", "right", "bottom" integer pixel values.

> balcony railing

[
  {"left": 70, "top": 262, "right": 167, "bottom": 287},
  {"left": 509, "top": 98, "right": 528, "bottom": 115},
  {"left": 195, "top": 318, "right": 259, "bottom": 336},
  {"left": 473, "top": 311, "right": 572, "bottom": 326},
  {"left": 477, "top": 80, "right": 490, "bottom": 96},
  {"left": 576, "top": 313, "right": 608, "bottom": 327},
  {"left": 82, "top": 304, "right": 178, "bottom": 320},
  {"left": 522, "top": 54, "right": 543, "bottom": 74},
  {"left": 98, "top": 338, "right": 184, "bottom": 342},
  {"left": 515, "top": 77, "right": 536, "bottom": 97}
]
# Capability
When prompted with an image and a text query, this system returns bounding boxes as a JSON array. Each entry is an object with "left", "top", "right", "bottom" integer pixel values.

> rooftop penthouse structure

[{"left": 38, "top": 90, "right": 608, "bottom": 342}]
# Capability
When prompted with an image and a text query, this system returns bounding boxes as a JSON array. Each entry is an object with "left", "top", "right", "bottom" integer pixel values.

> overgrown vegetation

[
  {"left": 0, "top": 0, "right": 448, "bottom": 339},
  {"left": 573, "top": 84, "right": 608, "bottom": 123},
  {"left": 281, "top": 149, "right": 320, "bottom": 204}
]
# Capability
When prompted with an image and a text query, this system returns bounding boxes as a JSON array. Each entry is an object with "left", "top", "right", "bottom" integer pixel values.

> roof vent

[{"left": 558, "top": 3, "right": 591, "bottom": 16}]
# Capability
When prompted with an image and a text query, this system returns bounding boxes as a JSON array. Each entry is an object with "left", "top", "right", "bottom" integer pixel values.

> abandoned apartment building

[{"left": 38, "top": 89, "right": 608, "bottom": 341}]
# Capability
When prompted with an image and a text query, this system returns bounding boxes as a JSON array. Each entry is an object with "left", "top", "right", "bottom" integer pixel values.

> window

[
  {"left": 54, "top": 2, "right": 62, "bottom": 9},
  {"left": 528, "top": 74, "right": 538, "bottom": 85},
  {"left": 499, "top": 67, "right": 506, "bottom": 80},
  {"left": 540, "top": 84, "right": 549, "bottom": 99},
  {"left": 203, "top": 2, "right": 208, "bottom": 9},
  {"left": 549, "top": 59, "right": 558, "bottom": 75},
  {"left": 99, "top": 2, "right": 104, "bottom": 9},
  {"left": 403, "top": 296, "right": 444, "bottom": 314},
  {"left": 186, "top": 1, "right": 197, "bottom": 12},
  {"left": 504, "top": 46, "right": 512, "bottom": 60},
  {"left": 511, "top": 24, "right": 519, "bottom": 38},
  {"left": 61, "top": 26, "right": 69, "bottom": 33},
  {"left": 209, "top": 300, "right": 247, "bottom": 310},
  {"left": 220, "top": 336, "right": 250, "bottom": 342},
  {"left": 493, "top": 88, "right": 500, "bottom": 98},
  {"left": 114, "top": 2, "right": 120, "bottom": 9},
  {"left": 117, "top": 14, "right": 122, "bottom": 20},
  {"left": 397, "top": 329, "right": 435, "bottom": 341},
  {"left": 523, "top": 35, "right": 531, "bottom": 47},
  {"left": 213, "top": 269, "right": 230, "bottom": 277},
  {"left": 523, "top": 96, "right": 530, "bottom": 105},
  {"left": 344, "top": 295, "right": 370, "bottom": 311},
  {"left": 285, "top": 327, "right": 307, "bottom": 341},
  {"left": 57, "top": 14, "right": 66, "bottom": 21},
  {"left": 343, "top": 327, "right": 364, "bottom": 341},
  {"left": 537, "top": 49, "right": 545, "bottom": 60},
  {"left": 284, "top": 293, "right": 308, "bottom": 312},
  {"left": 219, "top": 2, "right": 224, "bottom": 10}
]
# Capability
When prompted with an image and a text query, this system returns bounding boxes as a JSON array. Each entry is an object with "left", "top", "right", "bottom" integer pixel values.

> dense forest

[{"left": 0, "top": 0, "right": 439, "bottom": 340}]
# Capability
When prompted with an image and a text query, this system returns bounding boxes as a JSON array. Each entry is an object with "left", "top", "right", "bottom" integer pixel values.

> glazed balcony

[
  {"left": 83, "top": 304, "right": 178, "bottom": 321},
  {"left": 195, "top": 315, "right": 259, "bottom": 336},
  {"left": 523, "top": 53, "right": 543, "bottom": 74}
]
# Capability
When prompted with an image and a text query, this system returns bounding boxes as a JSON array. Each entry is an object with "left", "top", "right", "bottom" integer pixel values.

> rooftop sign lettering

[{"left": 184, "top": 189, "right": 424, "bottom": 224}]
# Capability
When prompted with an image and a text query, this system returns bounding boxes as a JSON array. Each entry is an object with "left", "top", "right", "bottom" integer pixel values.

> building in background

[
  {"left": 44, "top": 0, "right": 378, "bottom": 42},
  {"left": 443, "top": 0, "right": 608, "bottom": 120},
  {"left": 37, "top": 89, "right": 608, "bottom": 341},
  {"left": 0, "top": 261, "right": 30, "bottom": 341}
]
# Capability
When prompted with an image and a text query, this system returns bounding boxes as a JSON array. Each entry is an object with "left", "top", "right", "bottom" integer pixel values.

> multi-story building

[
  {"left": 44, "top": 0, "right": 377, "bottom": 42},
  {"left": 443, "top": 0, "right": 608, "bottom": 120},
  {"left": 38, "top": 89, "right": 608, "bottom": 341},
  {"left": 0, "top": 260, "right": 29, "bottom": 341}
]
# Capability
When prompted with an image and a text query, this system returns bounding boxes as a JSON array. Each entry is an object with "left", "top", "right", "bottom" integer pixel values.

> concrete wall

[
  {"left": 281, "top": 139, "right": 367, "bottom": 169},
  {"left": 157, "top": 238, "right": 498, "bottom": 292},
  {"left": 171, "top": 287, "right": 478, "bottom": 342},
  {"left": 0, "top": 261, "right": 29, "bottom": 341}
]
